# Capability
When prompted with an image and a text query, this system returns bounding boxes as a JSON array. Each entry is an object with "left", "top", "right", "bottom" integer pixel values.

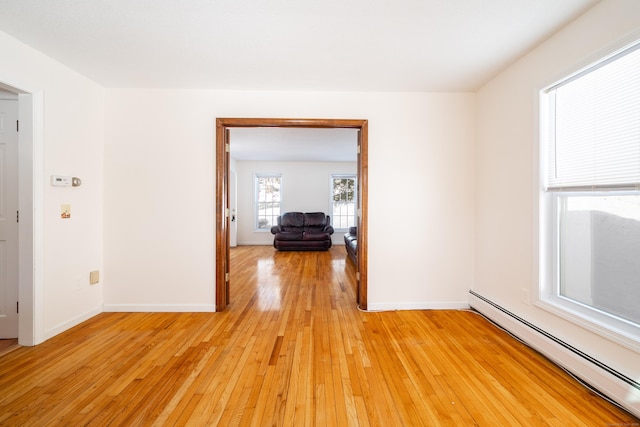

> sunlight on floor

[{"left": 257, "top": 258, "right": 281, "bottom": 311}]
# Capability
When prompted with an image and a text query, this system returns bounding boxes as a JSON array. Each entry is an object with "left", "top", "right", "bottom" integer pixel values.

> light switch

[{"left": 61, "top": 204, "right": 71, "bottom": 219}]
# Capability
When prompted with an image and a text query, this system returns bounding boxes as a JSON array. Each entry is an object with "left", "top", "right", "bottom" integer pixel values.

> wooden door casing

[{"left": 215, "top": 118, "right": 368, "bottom": 311}]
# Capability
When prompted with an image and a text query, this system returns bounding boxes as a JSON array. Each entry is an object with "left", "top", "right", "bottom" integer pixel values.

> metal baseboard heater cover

[{"left": 468, "top": 290, "right": 640, "bottom": 418}]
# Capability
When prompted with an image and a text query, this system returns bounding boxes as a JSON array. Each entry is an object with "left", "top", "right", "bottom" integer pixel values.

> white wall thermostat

[
  {"left": 50, "top": 175, "right": 82, "bottom": 187},
  {"left": 51, "top": 175, "right": 72, "bottom": 187}
]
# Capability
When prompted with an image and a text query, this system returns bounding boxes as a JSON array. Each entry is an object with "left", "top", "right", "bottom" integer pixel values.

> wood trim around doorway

[{"left": 215, "top": 118, "right": 368, "bottom": 311}]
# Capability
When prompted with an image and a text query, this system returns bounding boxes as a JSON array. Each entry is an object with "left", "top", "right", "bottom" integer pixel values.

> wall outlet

[
  {"left": 521, "top": 288, "right": 530, "bottom": 305},
  {"left": 89, "top": 270, "right": 100, "bottom": 285}
]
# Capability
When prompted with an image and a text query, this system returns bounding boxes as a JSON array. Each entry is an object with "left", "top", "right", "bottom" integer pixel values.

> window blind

[{"left": 546, "top": 42, "right": 640, "bottom": 191}]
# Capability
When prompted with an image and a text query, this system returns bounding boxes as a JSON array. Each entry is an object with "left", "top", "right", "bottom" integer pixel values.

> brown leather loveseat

[{"left": 270, "top": 212, "right": 334, "bottom": 250}]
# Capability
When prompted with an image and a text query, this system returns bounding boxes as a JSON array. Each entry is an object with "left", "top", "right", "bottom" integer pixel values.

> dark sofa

[
  {"left": 344, "top": 226, "right": 357, "bottom": 263},
  {"left": 270, "top": 212, "right": 334, "bottom": 251}
]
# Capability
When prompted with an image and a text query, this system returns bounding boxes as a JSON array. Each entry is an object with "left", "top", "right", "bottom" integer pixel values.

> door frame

[
  {"left": 0, "top": 81, "right": 44, "bottom": 345},
  {"left": 215, "top": 118, "right": 368, "bottom": 311}
]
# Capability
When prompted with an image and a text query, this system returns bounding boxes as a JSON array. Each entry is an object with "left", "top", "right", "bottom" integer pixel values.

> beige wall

[
  {"left": 0, "top": 31, "right": 105, "bottom": 342},
  {"left": 234, "top": 160, "right": 357, "bottom": 246},
  {"left": 103, "top": 89, "right": 476, "bottom": 311},
  {"left": 475, "top": 0, "right": 640, "bottom": 397}
]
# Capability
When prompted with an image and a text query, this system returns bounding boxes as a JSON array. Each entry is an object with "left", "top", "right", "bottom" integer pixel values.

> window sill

[{"left": 536, "top": 295, "right": 640, "bottom": 353}]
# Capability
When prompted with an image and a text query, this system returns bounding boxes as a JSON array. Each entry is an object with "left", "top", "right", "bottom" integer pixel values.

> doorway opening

[{"left": 215, "top": 118, "right": 368, "bottom": 311}]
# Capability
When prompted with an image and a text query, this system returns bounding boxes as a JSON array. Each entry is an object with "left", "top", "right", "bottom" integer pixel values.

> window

[
  {"left": 330, "top": 174, "right": 356, "bottom": 229},
  {"left": 255, "top": 174, "right": 281, "bottom": 231},
  {"left": 540, "top": 40, "right": 640, "bottom": 345}
]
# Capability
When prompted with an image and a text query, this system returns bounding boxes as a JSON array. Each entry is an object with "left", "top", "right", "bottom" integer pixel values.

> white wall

[
  {"left": 235, "top": 160, "right": 356, "bottom": 246},
  {"left": 104, "top": 89, "right": 475, "bottom": 311},
  {"left": 0, "top": 31, "right": 104, "bottom": 342},
  {"left": 475, "top": 0, "right": 640, "bottom": 406}
]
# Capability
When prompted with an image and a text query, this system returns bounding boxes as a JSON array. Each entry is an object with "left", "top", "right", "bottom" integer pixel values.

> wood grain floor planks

[{"left": 0, "top": 245, "right": 637, "bottom": 426}]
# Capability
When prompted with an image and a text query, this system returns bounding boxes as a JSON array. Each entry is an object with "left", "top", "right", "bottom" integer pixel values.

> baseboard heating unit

[{"left": 468, "top": 290, "right": 640, "bottom": 419}]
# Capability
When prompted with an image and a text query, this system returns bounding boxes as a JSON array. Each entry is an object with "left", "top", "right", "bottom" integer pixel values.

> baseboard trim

[
  {"left": 45, "top": 306, "right": 102, "bottom": 341},
  {"left": 469, "top": 290, "right": 640, "bottom": 418},
  {"left": 103, "top": 304, "right": 216, "bottom": 313},
  {"left": 367, "top": 301, "right": 469, "bottom": 311}
]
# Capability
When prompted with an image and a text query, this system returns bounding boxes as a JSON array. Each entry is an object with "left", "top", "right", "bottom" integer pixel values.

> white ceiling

[
  {"left": 230, "top": 128, "right": 358, "bottom": 162},
  {"left": 0, "top": 0, "right": 599, "bottom": 162},
  {"left": 0, "top": 0, "right": 598, "bottom": 92}
]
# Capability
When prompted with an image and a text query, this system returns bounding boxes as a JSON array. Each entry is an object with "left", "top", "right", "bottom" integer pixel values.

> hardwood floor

[
  {"left": 0, "top": 339, "right": 19, "bottom": 357},
  {"left": 0, "top": 246, "right": 636, "bottom": 426}
]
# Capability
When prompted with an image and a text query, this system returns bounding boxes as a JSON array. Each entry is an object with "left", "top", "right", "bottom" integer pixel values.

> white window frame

[
  {"left": 255, "top": 173, "right": 282, "bottom": 232},
  {"left": 330, "top": 174, "right": 357, "bottom": 231},
  {"left": 538, "top": 39, "right": 640, "bottom": 351}
]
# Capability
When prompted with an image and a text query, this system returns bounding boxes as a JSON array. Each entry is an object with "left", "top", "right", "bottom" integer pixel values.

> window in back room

[
  {"left": 255, "top": 173, "right": 282, "bottom": 231},
  {"left": 330, "top": 174, "right": 357, "bottom": 230}
]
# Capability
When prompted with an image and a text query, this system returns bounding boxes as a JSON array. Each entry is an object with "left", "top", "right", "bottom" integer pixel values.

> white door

[{"left": 0, "top": 99, "right": 19, "bottom": 338}]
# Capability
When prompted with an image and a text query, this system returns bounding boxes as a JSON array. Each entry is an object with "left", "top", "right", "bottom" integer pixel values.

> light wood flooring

[
  {"left": 0, "top": 245, "right": 637, "bottom": 426},
  {"left": 0, "top": 339, "right": 19, "bottom": 358}
]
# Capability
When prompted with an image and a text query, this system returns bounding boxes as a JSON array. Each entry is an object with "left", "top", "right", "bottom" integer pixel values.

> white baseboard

[
  {"left": 367, "top": 301, "right": 469, "bottom": 311},
  {"left": 44, "top": 306, "right": 102, "bottom": 341},
  {"left": 469, "top": 290, "right": 640, "bottom": 419},
  {"left": 103, "top": 304, "right": 216, "bottom": 313}
]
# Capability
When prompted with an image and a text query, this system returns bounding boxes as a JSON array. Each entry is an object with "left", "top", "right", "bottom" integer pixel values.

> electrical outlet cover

[{"left": 89, "top": 270, "right": 100, "bottom": 285}]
